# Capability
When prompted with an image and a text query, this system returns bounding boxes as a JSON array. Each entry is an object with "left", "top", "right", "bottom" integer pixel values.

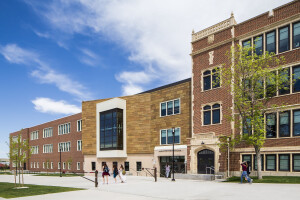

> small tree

[
  {"left": 67, "top": 157, "right": 73, "bottom": 173},
  {"left": 219, "top": 44, "right": 287, "bottom": 179},
  {"left": 45, "top": 159, "right": 50, "bottom": 175}
]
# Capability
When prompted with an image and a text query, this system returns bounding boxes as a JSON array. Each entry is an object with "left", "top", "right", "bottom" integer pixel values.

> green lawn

[
  {"left": 226, "top": 176, "right": 300, "bottom": 184},
  {"left": 34, "top": 173, "right": 83, "bottom": 177},
  {"left": 0, "top": 172, "right": 12, "bottom": 175},
  {"left": 0, "top": 182, "right": 84, "bottom": 199}
]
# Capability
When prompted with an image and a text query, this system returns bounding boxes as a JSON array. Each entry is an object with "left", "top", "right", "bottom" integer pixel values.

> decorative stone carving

[
  {"left": 268, "top": 10, "right": 274, "bottom": 17},
  {"left": 209, "top": 51, "right": 214, "bottom": 65},
  {"left": 208, "top": 34, "right": 214, "bottom": 44}
]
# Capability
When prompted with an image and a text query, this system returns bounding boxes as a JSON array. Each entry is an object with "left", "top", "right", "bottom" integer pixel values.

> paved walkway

[{"left": 0, "top": 175, "right": 299, "bottom": 200}]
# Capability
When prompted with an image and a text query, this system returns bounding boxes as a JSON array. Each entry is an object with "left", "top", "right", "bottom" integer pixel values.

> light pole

[
  {"left": 172, "top": 127, "right": 175, "bottom": 181},
  {"left": 60, "top": 146, "right": 62, "bottom": 177}
]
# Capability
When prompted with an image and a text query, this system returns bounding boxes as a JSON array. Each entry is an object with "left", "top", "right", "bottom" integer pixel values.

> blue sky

[{"left": 0, "top": 0, "right": 292, "bottom": 158}]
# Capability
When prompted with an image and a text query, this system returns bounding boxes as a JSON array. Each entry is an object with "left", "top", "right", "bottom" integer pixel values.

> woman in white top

[{"left": 118, "top": 164, "right": 126, "bottom": 183}]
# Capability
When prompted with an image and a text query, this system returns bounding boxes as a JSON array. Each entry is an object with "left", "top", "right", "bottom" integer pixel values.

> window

[
  {"left": 242, "top": 39, "right": 252, "bottom": 56},
  {"left": 254, "top": 35, "right": 263, "bottom": 56},
  {"left": 46, "top": 162, "right": 49, "bottom": 169},
  {"left": 125, "top": 161, "right": 129, "bottom": 171},
  {"left": 279, "top": 111, "right": 290, "bottom": 137},
  {"left": 91, "top": 162, "right": 96, "bottom": 171},
  {"left": 31, "top": 146, "right": 39, "bottom": 154},
  {"left": 203, "top": 68, "right": 220, "bottom": 91},
  {"left": 43, "top": 144, "right": 53, "bottom": 153},
  {"left": 279, "top": 68, "right": 290, "bottom": 95},
  {"left": 160, "top": 128, "right": 180, "bottom": 145},
  {"left": 63, "top": 162, "right": 66, "bottom": 170},
  {"left": 34, "top": 162, "right": 36, "bottom": 168},
  {"left": 266, "top": 71, "right": 277, "bottom": 98},
  {"left": 100, "top": 108, "right": 123, "bottom": 150},
  {"left": 58, "top": 142, "right": 71, "bottom": 152},
  {"left": 279, "top": 26, "right": 290, "bottom": 53},
  {"left": 68, "top": 162, "right": 71, "bottom": 170},
  {"left": 58, "top": 162, "right": 61, "bottom": 170},
  {"left": 242, "top": 155, "right": 252, "bottom": 164},
  {"left": 77, "top": 162, "right": 80, "bottom": 170},
  {"left": 293, "top": 110, "right": 300, "bottom": 136},
  {"left": 266, "top": 155, "right": 276, "bottom": 171},
  {"left": 58, "top": 123, "right": 71, "bottom": 135},
  {"left": 113, "top": 161, "right": 118, "bottom": 168},
  {"left": 279, "top": 154, "right": 290, "bottom": 171},
  {"left": 293, "top": 154, "right": 300, "bottom": 171},
  {"left": 203, "top": 104, "right": 221, "bottom": 125},
  {"left": 136, "top": 162, "right": 142, "bottom": 171},
  {"left": 43, "top": 127, "right": 53, "bottom": 138},
  {"left": 254, "top": 155, "right": 264, "bottom": 171},
  {"left": 37, "top": 162, "right": 39, "bottom": 168},
  {"left": 293, "top": 65, "right": 300, "bottom": 93},
  {"left": 243, "top": 118, "right": 252, "bottom": 135},
  {"left": 51, "top": 162, "right": 53, "bottom": 169},
  {"left": 266, "top": 30, "right": 276, "bottom": 54},
  {"left": 266, "top": 113, "right": 276, "bottom": 138},
  {"left": 77, "top": 140, "right": 82, "bottom": 151},
  {"left": 77, "top": 120, "right": 82, "bottom": 132},
  {"left": 160, "top": 99, "right": 180, "bottom": 117},
  {"left": 43, "top": 162, "right": 45, "bottom": 169},
  {"left": 30, "top": 131, "right": 39, "bottom": 140},
  {"left": 31, "top": 162, "right": 33, "bottom": 168},
  {"left": 293, "top": 21, "right": 300, "bottom": 49}
]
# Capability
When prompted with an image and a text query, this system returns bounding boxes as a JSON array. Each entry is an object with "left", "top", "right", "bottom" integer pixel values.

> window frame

[
  {"left": 279, "top": 154, "right": 290, "bottom": 171},
  {"left": 265, "top": 30, "right": 276, "bottom": 54},
  {"left": 77, "top": 140, "right": 82, "bottom": 151},
  {"left": 278, "top": 25, "right": 290, "bottom": 53},
  {"left": 202, "top": 103, "right": 221, "bottom": 126},
  {"left": 292, "top": 21, "right": 300, "bottom": 49},
  {"left": 58, "top": 122, "right": 71, "bottom": 135},
  {"left": 77, "top": 119, "right": 82, "bottom": 132},
  {"left": 202, "top": 67, "right": 221, "bottom": 91},
  {"left": 160, "top": 128, "right": 181, "bottom": 145},
  {"left": 136, "top": 161, "right": 142, "bottom": 171},
  {"left": 266, "top": 154, "right": 277, "bottom": 171},
  {"left": 77, "top": 162, "right": 80, "bottom": 170},
  {"left": 292, "top": 154, "right": 300, "bottom": 172},
  {"left": 293, "top": 109, "right": 300, "bottom": 137},
  {"left": 160, "top": 98, "right": 181, "bottom": 117}
]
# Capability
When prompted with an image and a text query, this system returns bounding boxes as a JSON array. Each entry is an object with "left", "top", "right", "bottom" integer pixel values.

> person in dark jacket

[{"left": 113, "top": 165, "right": 119, "bottom": 183}]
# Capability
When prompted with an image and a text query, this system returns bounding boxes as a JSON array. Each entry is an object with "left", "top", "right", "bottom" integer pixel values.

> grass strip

[{"left": 225, "top": 176, "right": 300, "bottom": 184}]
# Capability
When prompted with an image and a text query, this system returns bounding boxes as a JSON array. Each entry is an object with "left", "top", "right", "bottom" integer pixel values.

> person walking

[
  {"left": 165, "top": 164, "right": 170, "bottom": 178},
  {"left": 113, "top": 164, "right": 119, "bottom": 183},
  {"left": 118, "top": 164, "right": 126, "bottom": 183},
  {"left": 241, "top": 161, "right": 252, "bottom": 184},
  {"left": 102, "top": 163, "right": 110, "bottom": 184}
]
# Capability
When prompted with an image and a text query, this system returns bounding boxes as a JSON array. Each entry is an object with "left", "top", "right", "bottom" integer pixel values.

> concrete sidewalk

[{"left": 0, "top": 175, "right": 299, "bottom": 200}]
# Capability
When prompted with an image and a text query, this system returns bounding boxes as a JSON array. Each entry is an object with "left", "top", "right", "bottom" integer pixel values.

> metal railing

[{"left": 206, "top": 166, "right": 215, "bottom": 174}]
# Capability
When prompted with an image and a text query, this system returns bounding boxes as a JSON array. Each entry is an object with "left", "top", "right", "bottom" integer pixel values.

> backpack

[
  {"left": 122, "top": 170, "right": 126, "bottom": 175},
  {"left": 104, "top": 166, "right": 109, "bottom": 173}
]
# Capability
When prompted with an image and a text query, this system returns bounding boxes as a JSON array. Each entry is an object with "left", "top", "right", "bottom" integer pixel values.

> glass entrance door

[
  {"left": 197, "top": 149, "right": 214, "bottom": 174},
  {"left": 159, "top": 156, "right": 185, "bottom": 177}
]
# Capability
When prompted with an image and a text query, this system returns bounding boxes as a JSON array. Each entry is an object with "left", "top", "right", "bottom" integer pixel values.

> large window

[
  {"left": 58, "top": 123, "right": 71, "bottom": 135},
  {"left": 266, "top": 155, "right": 276, "bottom": 171},
  {"left": 243, "top": 118, "right": 252, "bottom": 135},
  {"left": 58, "top": 142, "right": 71, "bottom": 152},
  {"left": 160, "top": 99, "right": 180, "bottom": 117},
  {"left": 242, "top": 155, "right": 252, "bottom": 164},
  {"left": 293, "top": 110, "right": 300, "bottom": 136},
  {"left": 254, "top": 35, "right": 263, "bottom": 56},
  {"left": 266, "top": 30, "right": 276, "bottom": 54},
  {"left": 279, "top": 26, "right": 290, "bottom": 53},
  {"left": 43, "top": 127, "right": 53, "bottom": 138},
  {"left": 293, "top": 21, "right": 300, "bottom": 49},
  {"left": 203, "top": 104, "right": 221, "bottom": 125},
  {"left": 43, "top": 144, "right": 53, "bottom": 153},
  {"left": 160, "top": 128, "right": 180, "bottom": 145},
  {"left": 279, "top": 111, "right": 290, "bottom": 137},
  {"left": 254, "top": 155, "right": 264, "bottom": 171},
  {"left": 77, "top": 120, "right": 82, "bottom": 132},
  {"left": 203, "top": 68, "right": 220, "bottom": 91},
  {"left": 30, "top": 131, "right": 38, "bottom": 140},
  {"left": 100, "top": 108, "right": 123, "bottom": 150},
  {"left": 266, "top": 113, "right": 276, "bottom": 138},
  {"left": 279, "top": 68, "right": 290, "bottom": 95},
  {"left": 293, "top": 65, "right": 300, "bottom": 93},
  {"left": 31, "top": 146, "right": 39, "bottom": 154},
  {"left": 293, "top": 154, "right": 300, "bottom": 171},
  {"left": 279, "top": 154, "right": 290, "bottom": 171}
]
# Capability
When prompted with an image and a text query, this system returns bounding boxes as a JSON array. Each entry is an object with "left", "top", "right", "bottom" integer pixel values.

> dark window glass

[
  {"left": 254, "top": 35, "right": 263, "bottom": 56},
  {"left": 174, "top": 128, "right": 180, "bottom": 144},
  {"left": 266, "top": 113, "right": 276, "bottom": 138},
  {"left": 266, "top": 71, "right": 277, "bottom": 98},
  {"left": 279, "top": 68, "right": 290, "bottom": 95},
  {"left": 174, "top": 99, "right": 180, "bottom": 114},
  {"left": 266, "top": 31, "right": 276, "bottom": 54},
  {"left": 124, "top": 162, "right": 129, "bottom": 171},
  {"left": 161, "top": 130, "right": 167, "bottom": 145},
  {"left": 266, "top": 155, "right": 276, "bottom": 171},
  {"left": 204, "top": 110, "right": 211, "bottom": 125},
  {"left": 293, "top": 66, "right": 300, "bottom": 92},
  {"left": 91, "top": 162, "right": 96, "bottom": 171},
  {"left": 167, "top": 101, "right": 173, "bottom": 115},
  {"left": 243, "top": 118, "right": 251, "bottom": 135},
  {"left": 212, "top": 68, "right": 220, "bottom": 88},
  {"left": 279, "top": 111, "right": 290, "bottom": 137},
  {"left": 242, "top": 155, "right": 252, "bottom": 164},
  {"left": 293, "top": 22, "right": 300, "bottom": 49},
  {"left": 113, "top": 161, "right": 118, "bottom": 168},
  {"left": 279, "top": 154, "right": 290, "bottom": 171},
  {"left": 293, "top": 110, "right": 300, "bottom": 136},
  {"left": 203, "top": 75, "right": 211, "bottom": 90},
  {"left": 167, "top": 129, "right": 173, "bottom": 144},
  {"left": 254, "top": 155, "right": 264, "bottom": 171},
  {"left": 161, "top": 103, "right": 166, "bottom": 116},
  {"left": 212, "top": 104, "right": 220, "bottom": 124},
  {"left": 293, "top": 154, "right": 300, "bottom": 171},
  {"left": 100, "top": 109, "right": 123, "bottom": 150},
  {"left": 279, "top": 26, "right": 290, "bottom": 53},
  {"left": 136, "top": 162, "right": 142, "bottom": 171},
  {"left": 242, "top": 39, "right": 251, "bottom": 56}
]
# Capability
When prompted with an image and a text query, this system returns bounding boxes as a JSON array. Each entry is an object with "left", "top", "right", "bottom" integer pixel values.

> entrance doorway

[
  {"left": 159, "top": 156, "right": 185, "bottom": 177},
  {"left": 197, "top": 149, "right": 214, "bottom": 174}
]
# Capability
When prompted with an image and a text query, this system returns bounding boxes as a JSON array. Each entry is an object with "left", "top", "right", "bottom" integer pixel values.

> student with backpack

[
  {"left": 113, "top": 164, "right": 119, "bottom": 183},
  {"left": 102, "top": 163, "right": 110, "bottom": 184}
]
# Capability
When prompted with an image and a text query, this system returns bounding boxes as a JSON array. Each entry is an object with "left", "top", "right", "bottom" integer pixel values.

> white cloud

[
  {"left": 79, "top": 48, "right": 100, "bottom": 67},
  {"left": 25, "top": 0, "right": 292, "bottom": 94},
  {"left": 0, "top": 43, "right": 92, "bottom": 100},
  {"left": 32, "top": 97, "right": 81, "bottom": 114},
  {"left": 33, "top": 30, "right": 50, "bottom": 39}
]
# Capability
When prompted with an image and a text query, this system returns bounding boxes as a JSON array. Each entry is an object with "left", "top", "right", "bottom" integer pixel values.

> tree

[{"left": 218, "top": 43, "right": 287, "bottom": 179}]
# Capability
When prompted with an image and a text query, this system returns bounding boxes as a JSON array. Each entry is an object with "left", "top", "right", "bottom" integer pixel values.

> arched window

[
  {"left": 203, "top": 103, "right": 221, "bottom": 125},
  {"left": 203, "top": 68, "right": 220, "bottom": 91}
]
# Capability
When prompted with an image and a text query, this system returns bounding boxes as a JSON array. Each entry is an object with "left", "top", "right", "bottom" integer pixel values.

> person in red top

[{"left": 241, "top": 161, "right": 252, "bottom": 183}]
